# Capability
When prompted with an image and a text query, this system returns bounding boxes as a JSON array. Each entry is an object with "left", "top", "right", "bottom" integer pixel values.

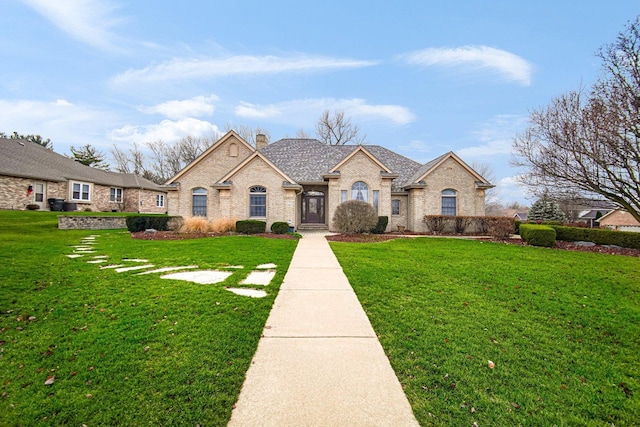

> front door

[
  {"left": 301, "top": 191, "right": 325, "bottom": 224},
  {"left": 34, "top": 182, "right": 46, "bottom": 210}
]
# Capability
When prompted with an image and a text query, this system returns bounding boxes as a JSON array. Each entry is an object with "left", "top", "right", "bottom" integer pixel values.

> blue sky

[{"left": 2, "top": 1, "right": 639, "bottom": 204}]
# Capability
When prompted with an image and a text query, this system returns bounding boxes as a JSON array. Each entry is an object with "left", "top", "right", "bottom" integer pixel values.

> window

[
  {"left": 373, "top": 190, "right": 379, "bottom": 212},
  {"left": 110, "top": 187, "right": 123, "bottom": 203},
  {"left": 192, "top": 188, "right": 207, "bottom": 216},
  {"left": 71, "top": 182, "right": 91, "bottom": 201},
  {"left": 35, "top": 183, "right": 44, "bottom": 203},
  {"left": 249, "top": 186, "right": 267, "bottom": 217},
  {"left": 156, "top": 194, "right": 165, "bottom": 207},
  {"left": 391, "top": 199, "right": 400, "bottom": 215},
  {"left": 340, "top": 190, "right": 347, "bottom": 203},
  {"left": 351, "top": 181, "right": 368, "bottom": 202},
  {"left": 441, "top": 189, "right": 457, "bottom": 216}
]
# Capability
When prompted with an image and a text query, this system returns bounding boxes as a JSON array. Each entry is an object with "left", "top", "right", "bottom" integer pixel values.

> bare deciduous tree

[
  {"left": 315, "top": 109, "right": 366, "bottom": 145},
  {"left": 471, "top": 161, "right": 502, "bottom": 214},
  {"left": 222, "top": 123, "right": 270, "bottom": 146},
  {"left": 512, "top": 17, "right": 640, "bottom": 222}
]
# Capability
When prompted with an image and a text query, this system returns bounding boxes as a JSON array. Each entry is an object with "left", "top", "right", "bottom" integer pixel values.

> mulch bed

[
  {"left": 131, "top": 231, "right": 639, "bottom": 257},
  {"left": 130, "top": 231, "right": 300, "bottom": 240}
]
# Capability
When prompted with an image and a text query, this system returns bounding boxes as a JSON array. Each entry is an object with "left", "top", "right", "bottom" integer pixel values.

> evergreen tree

[{"left": 528, "top": 196, "right": 567, "bottom": 222}]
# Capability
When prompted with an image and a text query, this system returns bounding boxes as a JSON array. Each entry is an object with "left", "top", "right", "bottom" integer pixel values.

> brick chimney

[{"left": 256, "top": 133, "right": 268, "bottom": 150}]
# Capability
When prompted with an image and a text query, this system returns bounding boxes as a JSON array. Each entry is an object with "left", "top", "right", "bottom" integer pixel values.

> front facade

[
  {"left": 0, "top": 138, "right": 167, "bottom": 213},
  {"left": 598, "top": 209, "right": 640, "bottom": 232},
  {"left": 166, "top": 131, "right": 492, "bottom": 232}
]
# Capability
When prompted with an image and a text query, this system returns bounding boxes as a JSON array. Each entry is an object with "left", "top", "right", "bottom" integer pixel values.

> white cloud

[
  {"left": 111, "top": 55, "right": 378, "bottom": 85},
  {"left": 457, "top": 114, "right": 528, "bottom": 158},
  {"left": 494, "top": 175, "right": 533, "bottom": 205},
  {"left": 0, "top": 98, "right": 117, "bottom": 150},
  {"left": 235, "top": 98, "right": 415, "bottom": 126},
  {"left": 138, "top": 95, "right": 219, "bottom": 120},
  {"left": 109, "top": 118, "right": 220, "bottom": 144},
  {"left": 400, "top": 45, "right": 533, "bottom": 86},
  {"left": 20, "top": 0, "right": 126, "bottom": 51}
]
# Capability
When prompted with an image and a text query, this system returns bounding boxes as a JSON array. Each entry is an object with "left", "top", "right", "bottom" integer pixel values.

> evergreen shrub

[
  {"left": 270, "top": 221, "right": 290, "bottom": 234},
  {"left": 371, "top": 216, "right": 389, "bottom": 234},
  {"left": 126, "top": 215, "right": 178, "bottom": 232},
  {"left": 236, "top": 220, "right": 266, "bottom": 234},
  {"left": 520, "top": 224, "right": 556, "bottom": 247}
]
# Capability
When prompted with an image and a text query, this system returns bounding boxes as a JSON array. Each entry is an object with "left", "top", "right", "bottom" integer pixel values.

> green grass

[
  {"left": 330, "top": 238, "right": 640, "bottom": 426},
  {"left": 0, "top": 211, "right": 297, "bottom": 426}
]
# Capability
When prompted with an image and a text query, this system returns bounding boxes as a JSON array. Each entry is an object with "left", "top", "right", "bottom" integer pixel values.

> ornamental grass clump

[
  {"left": 180, "top": 216, "right": 211, "bottom": 233},
  {"left": 333, "top": 200, "right": 378, "bottom": 235},
  {"left": 211, "top": 217, "right": 236, "bottom": 233}
]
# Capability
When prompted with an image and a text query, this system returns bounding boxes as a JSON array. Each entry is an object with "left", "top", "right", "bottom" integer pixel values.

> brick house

[
  {"left": 598, "top": 209, "right": 640, "bottom": 232},
  {"left": 166, "top": 131, "right": 492, "bottom": 232},
  {"left": 0, "top": 138, "right": 167, "bottom": 213}
]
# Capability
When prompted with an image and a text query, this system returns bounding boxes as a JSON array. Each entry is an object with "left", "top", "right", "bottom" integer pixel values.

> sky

[{"left": 2, "top": 1, "right": 639, "bottom": 205}]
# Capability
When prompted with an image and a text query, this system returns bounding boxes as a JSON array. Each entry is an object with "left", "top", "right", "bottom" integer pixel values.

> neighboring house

[
  {"left": 0, "top": 138, "right": 167, "bottom": 213},
  {"left": 578, "top": 208, "right": 613, "bottom": 228},
  {"left": 598, "top": 209, "right": 640, "bottom": 233},
  {"left": 514, "top": 212, "right": 528, "bottom": 221},
  {"left": 165, "top": 131, "right": 493, "bottom": 232}
]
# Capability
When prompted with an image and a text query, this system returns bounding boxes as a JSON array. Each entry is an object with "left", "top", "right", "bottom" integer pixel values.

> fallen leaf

[
  {"left": 511, "top": 402, "right": 520, "bottom": 409},
  {"left": 86, "top": 394, "right": 93, "bottom": 399},
  {"left": 44, "top": 376, "right": 55, "bottom": 386},
  {"left": 470, "top": 407, "right": 476, "bottom": 413},
  {"left": 487, "top": 360, "right": 495, "bottom": 369},
  {"left": 144, "top": 346, "right": 150, "bottom": 352}
]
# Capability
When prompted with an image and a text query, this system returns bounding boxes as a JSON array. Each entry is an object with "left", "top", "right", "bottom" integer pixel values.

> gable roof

[
  {"left": 0, "top": 138, "right": 165, "bottom": 191},
  {"left": 219, "top": 150, "right": 298, "bottom": 185},
  {"left": 409, "top": 151, "right": 491, "bottom": 186},
  {"left": 258, "top": 139, "right": 423, "bottom": 190},
  {"left": 165, "top": 130, "right": 253, "bottom": 184}
]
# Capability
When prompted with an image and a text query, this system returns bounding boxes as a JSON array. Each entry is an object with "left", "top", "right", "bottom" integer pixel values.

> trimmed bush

[
  {"left": 520, "top": 224, "right": 556, "bottom": 247},
  {"left": 551, "top": 225, "right": 640, "bottom": 249},
  {"left": 126, "top": 215, "right": 178, "bottom": 232},
  {"left": 371, "top": 216, "right": 389, "bottom": 234},
  {"left": 236, "top": 220, "right": 266, "bottom": 234},
  {"left": 514, "top": 220, "right": 522, "bottom": 235},
  {"left": 271, "top": 221, "right": 290, "bottom": 234},
  {"left": 332, "top": 200, "right": 378, "bottom": 234}
]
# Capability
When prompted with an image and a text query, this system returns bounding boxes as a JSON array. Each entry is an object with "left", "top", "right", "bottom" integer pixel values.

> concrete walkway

[{"left": 228, "top": 232, "right": 419, "bottom": 426}]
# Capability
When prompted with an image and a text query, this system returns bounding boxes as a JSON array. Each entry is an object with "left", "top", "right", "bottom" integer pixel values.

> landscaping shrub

[
  {"left": 180, "top": 217, "right": 211, "bottom": 233},
  {"left": 271, "top": 221, "right": 290, "bottom": 234},
  {"left": 332, "top": 200, "right": 378, "bottom": 234},
  {"left": 26, "top": 204, "right": 40, "bottom": 210},
  {"left": 423, "top": 215, "right": 448, "bottom": 233},
  {"left": 485, "top": 217, "right": 515, "bottom": 239},
  {"left": 236, "top": 219, "right": 266, "bottom": 234},
  {"left": 167, "top": 216, "right": 184, "bottom": 231},
  {"left": 371, "top": 216, "right": 389, "bottom": 234},
  {"left": 514, "top": 220, "right": 522, "bottom": 235},
  {"left": 551, "top": 225, "right": 640, "bottom": 249},
  {"left": 211, "top": 217, "right": 236, "bottom": 233},
  {"left": 520, "top": 224, "right": 556, "bottom": 247},
  {"left": 125, "top": 215, "right": 177, "bottom": 232}
]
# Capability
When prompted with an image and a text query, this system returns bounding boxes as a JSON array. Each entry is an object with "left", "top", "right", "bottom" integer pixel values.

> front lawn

[
  {"left": 0, "top": 211, "right": 297, "bottom": 426},
  {"left": 331, "top": 237, "right": 640, "bottom": 426}
]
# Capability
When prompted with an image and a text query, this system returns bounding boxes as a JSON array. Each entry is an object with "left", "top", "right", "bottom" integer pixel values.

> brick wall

[
  {"left": 58, "top": 215, "right": 127, "bottom": 229},
  {"left": 167, "top": 135, "right": 252, "bottom": 218},
  {"left": 0, "top": 176, "right": 66, "bottom": 210}
]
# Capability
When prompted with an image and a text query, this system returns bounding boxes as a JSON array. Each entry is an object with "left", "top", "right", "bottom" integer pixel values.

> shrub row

[
  {"left": 551, "top": 225, "right": 640, "bottom": 249},
  {"left": 236, "top": 220, "right": 266, "bottom": 234},
  {"left": 423, "top": 215, "right": 515, "bottom": 238},
  {"left": 126, "top": 215, "right": 181, "bottom": 232},
  {"left": 520, "top": 224, "right": 556, "bottom": 247}
]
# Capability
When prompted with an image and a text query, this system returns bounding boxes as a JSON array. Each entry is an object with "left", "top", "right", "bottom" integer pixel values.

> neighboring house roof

[
  {"left": 0, "top": 138, "right": 164, "bottom": 191},
  {"left": 258, "top": 138, "right": 486, "bottom": 191},
  {"left": 514, "top": 212, "right": 528, "bottom": 221},
  {"left": 578, "top": 209, "right": 612, "bottom": 220}
]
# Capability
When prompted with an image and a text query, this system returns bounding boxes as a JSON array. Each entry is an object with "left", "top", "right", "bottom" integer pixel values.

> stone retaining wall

[{"left": 58, "top": 216, "right": 127, "bottom": 230}]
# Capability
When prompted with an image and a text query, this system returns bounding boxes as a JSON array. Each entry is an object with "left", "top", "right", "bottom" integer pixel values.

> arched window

[
  {"left": 249, "top": 186, "right": 267, "bottom": 217},
  {"left": 441, "top": 189, "right": 457, "bottom": 216},
  {"left": 229, "top": 142, "right": 238, "bottom": 157},
  {"left": 192, "top": 187, "right": 207, "bottom": 216},
  {"left": 351, "top": 181, "right": 368, "bottom": 202}
]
